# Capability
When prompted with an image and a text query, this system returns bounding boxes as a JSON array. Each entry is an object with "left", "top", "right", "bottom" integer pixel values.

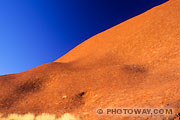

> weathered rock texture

[{"left": 0, "top": 0, "right": 180, "bottom": 119}]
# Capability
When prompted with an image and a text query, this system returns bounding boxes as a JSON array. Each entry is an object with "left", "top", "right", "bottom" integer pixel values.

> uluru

[{"left": 0, "top": 0, "right": 180, "bottom": 119}]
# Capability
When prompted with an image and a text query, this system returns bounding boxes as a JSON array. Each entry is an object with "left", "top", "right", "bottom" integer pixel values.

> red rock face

[{"left": 0, "top": 0, "right": 180, "bottom": 119}]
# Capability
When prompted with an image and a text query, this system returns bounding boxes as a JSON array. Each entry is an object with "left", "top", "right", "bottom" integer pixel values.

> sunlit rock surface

[{"left": 0, "top": 0, "right": 180, "bottom": 119}]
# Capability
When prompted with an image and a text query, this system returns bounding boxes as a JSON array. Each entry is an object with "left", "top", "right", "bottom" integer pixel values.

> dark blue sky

[{"left": 0, "top": 0, "right": 168, "bottom": 75}]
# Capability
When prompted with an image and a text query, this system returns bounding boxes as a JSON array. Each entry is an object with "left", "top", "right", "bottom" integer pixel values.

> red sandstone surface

[{"left": 0, "top": 0, "right": 180, "bottom": 119}]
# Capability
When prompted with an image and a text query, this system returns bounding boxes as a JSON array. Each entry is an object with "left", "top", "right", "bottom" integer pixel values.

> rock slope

[{"left": 0, "top": 0, "right": 180, "bottom": 119}]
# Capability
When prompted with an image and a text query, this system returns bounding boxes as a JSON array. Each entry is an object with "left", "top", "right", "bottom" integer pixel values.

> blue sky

[{"left": 0, "top": 0, "right": 167, "bottom": 75}]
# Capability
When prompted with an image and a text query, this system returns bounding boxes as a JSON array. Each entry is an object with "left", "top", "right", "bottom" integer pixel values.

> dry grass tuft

[
  {"left": 0, "top": 113, "right": 79, "bottom": 120},
  {"left": 56, "top": 113, "right": 79, "bottom": 120}
]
